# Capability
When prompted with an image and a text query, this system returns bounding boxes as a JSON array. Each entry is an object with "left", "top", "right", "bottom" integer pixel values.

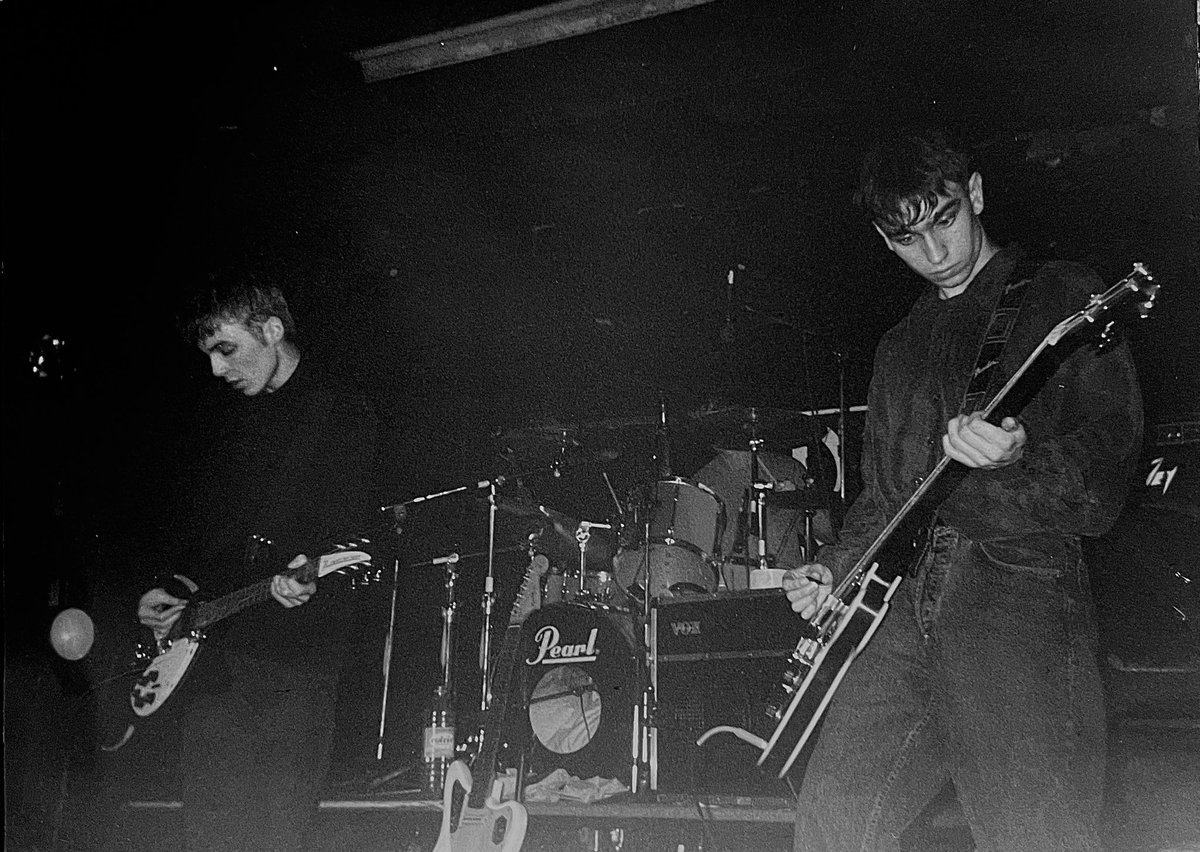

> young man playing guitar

[
  {"left": 783, "top": 128, "right": 1143, "bottom": 851},
  {"left": 136, "top": 273, "right": 381, "bottom": 851}
]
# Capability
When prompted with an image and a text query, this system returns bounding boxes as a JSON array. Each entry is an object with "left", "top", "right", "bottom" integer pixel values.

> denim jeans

[{"left": 793, "top": 526, "right": 1106, "bottom": 852}]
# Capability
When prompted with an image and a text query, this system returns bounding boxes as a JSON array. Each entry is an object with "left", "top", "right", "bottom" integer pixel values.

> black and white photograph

[{"left": 4, "top": 2, "right": 1198, "bottom": 850}]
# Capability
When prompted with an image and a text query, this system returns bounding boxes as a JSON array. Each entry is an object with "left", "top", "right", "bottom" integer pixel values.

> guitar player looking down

[
  {"left": 782, "top": 127, "right": 1142, "bottom": 851},
  {"left": 136, "top": 272, "right": 381, "bottom": 851}
]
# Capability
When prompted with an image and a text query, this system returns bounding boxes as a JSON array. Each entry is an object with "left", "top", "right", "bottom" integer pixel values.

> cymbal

[
  {"left": 493, "top": 495, "right": 575, "bottom": 525},
  {"left": 583, "top": 413, "right": 658, "bottom": 432},
  {"left": 685, "top": 405, "right": 818, "bottom": 449},
  {"left": 496, "top": 419, "right": 581, "bottom": 451}
]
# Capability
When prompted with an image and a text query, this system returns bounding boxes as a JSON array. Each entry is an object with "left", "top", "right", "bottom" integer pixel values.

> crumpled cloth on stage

[{"left": 522, "top": 768, "right": 629, "bottom": 803}]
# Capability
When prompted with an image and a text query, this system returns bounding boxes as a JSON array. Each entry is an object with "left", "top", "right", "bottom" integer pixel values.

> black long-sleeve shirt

[
  {"left": 819, "top": 245, "right": 1143, "bottom": 580},
  {"left": 164, "top": 355, "right": 382, "bottom": 673}
]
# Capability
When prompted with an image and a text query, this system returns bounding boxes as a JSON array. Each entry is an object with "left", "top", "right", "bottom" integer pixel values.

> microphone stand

[
  {"left": 377, "top": 464, "right": 552, "bottom": 738},
  {"left": 479, "top": 482, "right": 498, "bottom": 711},
  {"left": 375, "top": 505, "right": 407, "bottom": 762},
  {"left": 747, "top": 408, "right": 771, "bottom": 572}
]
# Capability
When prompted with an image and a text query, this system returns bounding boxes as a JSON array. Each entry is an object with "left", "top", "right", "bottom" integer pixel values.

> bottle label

[{"left": 423, "top": 726, "right": 456, "bottom": 760}]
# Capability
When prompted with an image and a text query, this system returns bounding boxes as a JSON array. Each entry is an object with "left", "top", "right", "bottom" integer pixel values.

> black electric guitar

[
  {"left": 698, "top": 263, "right": 1158, "bottom": 778},
  {"left": 434, "top": 554, "right": 549, "bottom": 852},
  {"left": 104, "top": 538, "right": 374, "bottom": 751}
]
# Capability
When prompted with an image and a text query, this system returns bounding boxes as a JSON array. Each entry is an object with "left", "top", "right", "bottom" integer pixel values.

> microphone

[{"left": 431, "top": 553, "right": 460, "bottom": 565}]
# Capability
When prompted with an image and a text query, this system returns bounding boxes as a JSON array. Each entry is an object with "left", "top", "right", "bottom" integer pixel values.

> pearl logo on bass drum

[{"left": 525, "top": 625, "right": 600, "bottom": 665}]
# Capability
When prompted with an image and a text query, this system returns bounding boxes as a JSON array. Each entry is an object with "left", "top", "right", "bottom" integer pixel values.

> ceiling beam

[{"left": 349, "top": 0, "right": 719, "bottom": 83}]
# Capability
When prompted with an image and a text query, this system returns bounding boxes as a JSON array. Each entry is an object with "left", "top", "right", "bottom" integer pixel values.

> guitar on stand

[
  {"left": 698, "top": 263, "right": 1159, "bottom": 778},
  {"left": 434, "top": 552, "right": 549, "bottom": 852}
]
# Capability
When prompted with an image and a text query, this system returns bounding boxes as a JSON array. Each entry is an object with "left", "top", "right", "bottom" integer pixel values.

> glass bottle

[{"left": 422, "top": 684, "right": 456, "bottom": 796}]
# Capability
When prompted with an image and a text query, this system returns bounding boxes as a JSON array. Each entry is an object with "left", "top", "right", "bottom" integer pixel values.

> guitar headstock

[
  {"left": 313, "top": 536, "right": 375, "bottom": 583},
  {"left": 1047, "top": 262, "right": 1157, "bottom": 347},
  {"left": 509, "top": 553, "right": 551, "bottom": 627}
]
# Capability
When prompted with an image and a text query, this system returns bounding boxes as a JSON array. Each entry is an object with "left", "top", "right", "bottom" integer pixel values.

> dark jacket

[{"left": 819, "top": 246, "right": 1143, "bottom": 580}]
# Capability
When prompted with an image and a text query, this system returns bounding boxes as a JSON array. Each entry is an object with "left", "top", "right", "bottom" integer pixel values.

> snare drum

[{"left": 614, "top": 478, "right": 726, "bottom": 599}]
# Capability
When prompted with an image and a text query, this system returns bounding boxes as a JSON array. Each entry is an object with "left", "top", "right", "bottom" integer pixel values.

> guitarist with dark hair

[
  {"left": 135, "top": 272, "right": 382, "bottom": 852},
  {"left": 782, "top": 128, "right": 1143, "bottom": 851}
]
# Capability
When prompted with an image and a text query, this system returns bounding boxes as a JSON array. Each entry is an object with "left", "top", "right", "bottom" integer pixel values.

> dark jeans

[
  {"left": 793, "top": 526, "right": 1106, "bottom": 852},
  {"left": 180, "top": 657, "right": 338, "bottom": 852}
]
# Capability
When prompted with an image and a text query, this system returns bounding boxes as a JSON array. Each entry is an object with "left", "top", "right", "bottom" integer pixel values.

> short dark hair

[
  {"left": 182, "top": 268, "right": 297, "bottom": 345},
  {"left": 855, "top": 127, "right": 974, "bottom": 235}
]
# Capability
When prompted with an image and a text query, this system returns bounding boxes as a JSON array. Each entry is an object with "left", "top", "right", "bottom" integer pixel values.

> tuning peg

[{"left": 1137, "top": 282, "right": 1160, "bottom": 318}]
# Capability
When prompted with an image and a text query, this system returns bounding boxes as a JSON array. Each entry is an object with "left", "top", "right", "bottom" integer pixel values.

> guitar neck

[
  {"left": 190, "top": 562, "right": 316, "bottom": 632},
  {"left": 464, "top": 556, "right": 547, "bottom": 811},
  {"left": 834, "top": 339, "right": 1048, "bottom": 596},
  {"left": 466, "top": 622, "right": 523, "bottom": 811}
]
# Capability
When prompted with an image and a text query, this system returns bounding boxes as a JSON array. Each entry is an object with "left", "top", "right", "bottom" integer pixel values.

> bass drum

[{"left": 516, "top": 604, "right": 639, "bottom": 783}]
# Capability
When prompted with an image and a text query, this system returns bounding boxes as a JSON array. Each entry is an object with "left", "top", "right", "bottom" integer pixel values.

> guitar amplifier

[{"left": 650, "top": 589, "right": 805, "bottom": 796}]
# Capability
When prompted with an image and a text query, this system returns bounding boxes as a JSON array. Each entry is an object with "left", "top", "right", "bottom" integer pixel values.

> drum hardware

[
  {"left": 575, "top": 520, "right": 613, "bottom": 603},
  {"left": 367, "top": 509, "right": 472, "bottom": 787},
  {"left": 380, "top": 466, "right": 556, "bottom": 723},
  {"left": 602, "top": 470, "right": 624, "bottom": 517}
]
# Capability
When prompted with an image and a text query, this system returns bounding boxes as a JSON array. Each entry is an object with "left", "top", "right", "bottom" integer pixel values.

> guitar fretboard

[{"left": 188, "top": 563, "right": 318, "bottom": 632}]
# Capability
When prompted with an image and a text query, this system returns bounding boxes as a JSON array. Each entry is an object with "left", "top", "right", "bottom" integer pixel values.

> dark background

[{"left": 3, "top": 0, "right": 1198, "bottom": 838}]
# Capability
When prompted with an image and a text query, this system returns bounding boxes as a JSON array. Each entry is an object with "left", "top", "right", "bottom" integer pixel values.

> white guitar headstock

[{"left": 316, "top": 537, "right": 373, "bottom": 579}]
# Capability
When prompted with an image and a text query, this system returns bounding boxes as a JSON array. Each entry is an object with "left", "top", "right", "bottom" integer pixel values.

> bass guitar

[
  {"left": 104, "top": 538, "right": 374, "bottom": 751},
  {"left": 434, "top": 554, "right": 549, "bottom": 852},
  {"left": 698, "top": 263, "right": 1158, "bottom": 779}
]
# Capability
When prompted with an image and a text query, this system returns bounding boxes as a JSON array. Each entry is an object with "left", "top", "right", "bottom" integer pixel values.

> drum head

[{"left": 517, "top": 604, "right": 638, "bottom": 783}]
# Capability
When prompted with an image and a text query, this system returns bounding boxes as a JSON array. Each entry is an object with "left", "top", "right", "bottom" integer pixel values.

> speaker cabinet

[{"left": 650, "top": 589, "right": 802, "bottom": 797}]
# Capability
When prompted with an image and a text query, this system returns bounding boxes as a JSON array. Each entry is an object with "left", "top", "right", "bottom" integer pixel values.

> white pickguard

[{"left": 130, "top": 635, "right": 202, "bottom": 717}]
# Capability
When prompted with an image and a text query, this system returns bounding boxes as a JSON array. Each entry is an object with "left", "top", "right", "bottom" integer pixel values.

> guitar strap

[
  {"left": 959, "top": 251, "right": 1040, "bottom": 416},
  {"left": 902, "top": 251, "right": 1040, "bottom": 575}
]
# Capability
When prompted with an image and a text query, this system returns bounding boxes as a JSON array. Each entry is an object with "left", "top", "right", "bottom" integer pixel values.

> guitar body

[
  {"left": 108, "top": 542, "right": 373, "bottom": 751},
  {"left": 758, "top": 564, "right": 901, "bottom": 778},
  {"left": 131, "top": 633, "right": 204, "bottom": 717},
  {"left": 433, "top": 760, "right": 528, "bottom": 852}
]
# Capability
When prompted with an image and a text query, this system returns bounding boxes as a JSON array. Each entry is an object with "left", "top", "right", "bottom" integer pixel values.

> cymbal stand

[
  {"left": 747, "top": 409, "right": 772, "bottom": 572},
  {"left": 639, "top": 515, "right": 654, "bottom": 795},
  {"left": 437, "top": 553, "right": 462, "bottom": 693},
  {"left": 656, "top": 392, "right": 673, "bottom": 478}
]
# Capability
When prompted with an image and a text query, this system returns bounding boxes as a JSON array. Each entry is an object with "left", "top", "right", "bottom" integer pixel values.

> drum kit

[{"left": 381, "top": 401, "right": 844, "bottom": 794}]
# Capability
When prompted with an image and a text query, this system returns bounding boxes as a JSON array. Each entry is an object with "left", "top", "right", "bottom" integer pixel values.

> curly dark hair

[{"left": 855, "top": 127, "right": 974, "bottom": 236}]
